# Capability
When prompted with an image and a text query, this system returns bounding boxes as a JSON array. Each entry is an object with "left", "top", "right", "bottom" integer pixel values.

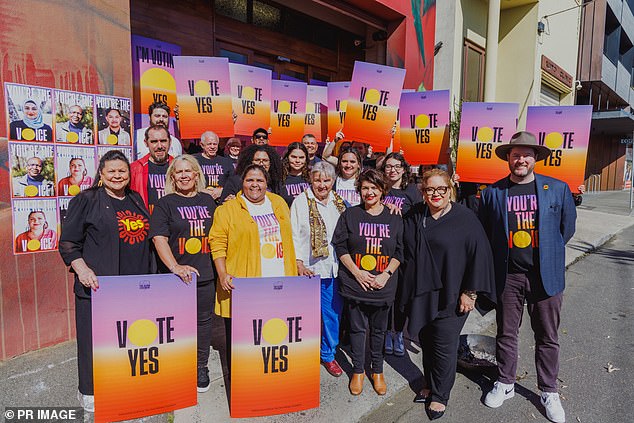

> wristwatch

[{"left": 385, "top": 269, "right": 393, "bottom": 276}]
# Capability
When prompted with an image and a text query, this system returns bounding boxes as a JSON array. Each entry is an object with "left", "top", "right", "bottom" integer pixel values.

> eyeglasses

[
  {"left": 384, "top": 164, "right": 403, "bottom": 171},
  {"left": 424, "top": 186, "right": 449, "bottom": 196},
  {"left": 255, "top": 134, "right": 268, "bottom": 140},
  {"left": 253, "top": 158, "right": 270, "bottom": 165}
]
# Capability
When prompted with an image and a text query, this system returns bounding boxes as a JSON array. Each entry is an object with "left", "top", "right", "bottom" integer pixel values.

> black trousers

[
  {"left": 418, "top": 313, "right": 468, "bottom": 405},
  {"left": 197, "top": 280, "right": 214, "bottom": 369},
  {"left": 75, "top": 295, "right": 93, "bottom": 395},
  {"left": 347, "top": 301, "right": 390, "bottom": 374}
]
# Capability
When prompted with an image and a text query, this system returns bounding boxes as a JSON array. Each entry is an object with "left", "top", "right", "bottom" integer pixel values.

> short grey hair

[
  {"left": 200, "top": 131, "right": 219, "bottom": 143},
  {"left": 310, "top": 160, "right": 336, "bottom": 181}
]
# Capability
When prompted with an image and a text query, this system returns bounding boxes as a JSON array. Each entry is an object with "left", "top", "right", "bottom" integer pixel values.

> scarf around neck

[{"left": 308, "top": 190, "right": 347, "bottom": 258}]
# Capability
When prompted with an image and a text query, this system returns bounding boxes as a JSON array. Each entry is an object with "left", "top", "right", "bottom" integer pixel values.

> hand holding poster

[
  {"left": 92, "top": 273, "right": 197, "bottom": 423},
  {"left": 230, "top": 63, "right": 272, "bottom": 136},
  {"left": 305, "top": 85, "right": 328, "bottom": 141},
  {"left": 231, "top": 276, "right": 320, "bottom": 418},
  {"left": 327, "top": 81, "right": 349, "bottom": 139},
  {"left": 399, "top": 90, "right": 450, "bottom": 165},
  {"left": 174, "top": 56, "right": 234, "bottom": 138},
  {"left": 455, "top": 102, "right": 519, "bottom": 184},
  {"left": 525, "top": 105, "right": 592, "bottom": 191},
  {"left": 269, "top": 80, "right": 307, "bottom": 146},
  {"left": 343, "top": 61, "right": 405, "bottom": 148}
]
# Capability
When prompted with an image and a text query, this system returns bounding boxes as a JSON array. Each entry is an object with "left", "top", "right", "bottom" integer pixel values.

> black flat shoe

[
  {"left": 414, "top": 391, "right": 431, "bottom": 403},
  {"left": 425, "top": 405, "right": 445, "bottom": 420}
]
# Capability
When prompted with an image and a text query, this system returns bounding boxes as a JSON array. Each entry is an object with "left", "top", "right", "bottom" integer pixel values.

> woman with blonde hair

[{"left": 149, "top": 154, "right": 217, "bottom": 393}]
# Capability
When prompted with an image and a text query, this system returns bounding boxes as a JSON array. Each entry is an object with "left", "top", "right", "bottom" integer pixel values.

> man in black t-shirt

[
  {"left": 193, "top": 131, "right": 234, "bottom": 201},
  {"left": 479, "top": 132, "right": 576, "bottom": 423}
]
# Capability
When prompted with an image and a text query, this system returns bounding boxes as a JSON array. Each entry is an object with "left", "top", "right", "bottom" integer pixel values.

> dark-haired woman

[
  {"left": 333, "top": 169, "right": 403, "bottom": 397},
  {"left": 334, "top": 148, "right": 363, "bottom": 207},
  {"left": 281, "top": 142, "right": 310, "bottom": 206},
  {"left": 379, "top": 152, "right": 422, "bottom": 356},
  {"left": 59, "top": 150, "right": 152, "bottom": 413}
]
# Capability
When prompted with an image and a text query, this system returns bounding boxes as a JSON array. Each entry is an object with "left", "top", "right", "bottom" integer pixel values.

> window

[
  {"left": 218, "top": 49, "right": 248, "bottom": 64},
  {"left": 462, "top": 40, "right": 485, "bottom": 102},
  {"left": 215, "top": 0, "right": 247, "bottom": 23}
]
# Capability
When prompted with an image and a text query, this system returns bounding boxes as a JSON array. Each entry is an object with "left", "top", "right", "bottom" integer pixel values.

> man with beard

[
  {"left": 134, "top": 102, "right": 182, "bottom": 159},
  {"left": 193, "top": 131, "right": 234, "bottom": 201},
  {"left": 479, "top": 131, "right": 576, "bottom": 423},
  {"left": 98, "top": 108, "right": 130, "bottom": 145},
  {"left": 130, "top": 125, "right": 174, "bottom": 214},
  {"left": 56, "top": 105, "right": 93, "bottom": 144}
]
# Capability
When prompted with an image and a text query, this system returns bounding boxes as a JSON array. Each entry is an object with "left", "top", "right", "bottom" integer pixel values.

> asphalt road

[{"left": 362, "top": 225, "right": 634, "bottom": 423}]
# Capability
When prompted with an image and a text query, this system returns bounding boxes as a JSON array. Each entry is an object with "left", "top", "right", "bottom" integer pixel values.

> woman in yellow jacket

[{"left": 210, "top": 164, "right": 297, "bottom": 366}]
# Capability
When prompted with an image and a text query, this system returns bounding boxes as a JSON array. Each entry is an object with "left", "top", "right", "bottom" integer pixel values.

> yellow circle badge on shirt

[
  {"left": 127, "top": 319, "right": 158, "bottom": 347},
  {"left": 513, "top": 230, "right": 532, "bottom": 248},
  {"left": 21, "top": 128, "right": 35, "bottom": 140},
  {"left": 68, "top": 185, "right": 81, "bottom": 196},
  {"left": 107, "top": 134, "right": 118, "bottom": 145},
  {"left": 24, "top": 185, "right": 39, "bottom": 197},
  {"left": 27, "top": 239, "right": 41, "bottom": 251},
  {"left": 262, "top": 318, "right": 288, "bottom": 345},
  {"left": 360, "top": 254, "right": 377, "bottom": 271},
  {"left": 185, "top": 238, "right": 202, "bottom": 254},
  {"left": 66, "top": 132, "right": 79, "bottom": 143},
  {"left": 261, "top": 243, "right": 276, "bottom": 259}
]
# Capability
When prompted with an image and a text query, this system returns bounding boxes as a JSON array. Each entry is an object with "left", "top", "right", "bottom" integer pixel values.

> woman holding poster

[
  {"left": 401, "top": 169, "right": 495, "bottom": 420},
  {"left": 210, "top": 165, "right": 297, "bottom": 364},
  {"left": 59, "top": 150, "right": 152, "bottom": 413},
  {"left": 290, "top": 161, "right": 347, "bottom": 377},
  {"left": 149, "top": 155, "right": 217, "bottom": 393},
  {"left": 281, "top": 142, "right": 311, "bottom": 206},
  {"left": 332, "top": 169, "right": 403, "bottom": 397}
]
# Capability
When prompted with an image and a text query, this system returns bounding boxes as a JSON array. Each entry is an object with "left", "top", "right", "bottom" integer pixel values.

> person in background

[
  {"left": 59, "top": 150, "right": 152, "bottom": 413},
  {"left": 290, "top": 161, "right": 347, "bottom": 377},
  {"left": 193, "top": 131, "right": 234, "bottom": 202},
  {"left": 281, "top": 142, "right": 311, "bottom": 206},
  {"left": 135, "top": 102, "right": 182, "bottom": 159},
  {"left": 302, "top": 133, "right": 322, "bottom": 167},
  {"left": 334, "top": 148, "right": 363, "bottom": 207},
  {"left": 251, "top": 127, "right": 269, "bottom": 145},
  {"left": 223, "top": 137, "right": 242, "bottom": 168},
  {"left": 333, "top": 169, "right": 403, "bottom": 397}
]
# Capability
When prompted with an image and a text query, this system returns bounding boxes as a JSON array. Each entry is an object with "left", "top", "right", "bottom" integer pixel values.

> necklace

[{"left": 423, "top": 202, "right": 451, "bottom": 228}]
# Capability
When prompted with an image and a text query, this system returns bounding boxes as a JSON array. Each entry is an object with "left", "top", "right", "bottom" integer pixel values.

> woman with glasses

[
  {"left": 401, "top": 169, "right": 495, "bottom": 420},
  {"left": 379, "top": 152, "right": 422, "bottom": 357}
]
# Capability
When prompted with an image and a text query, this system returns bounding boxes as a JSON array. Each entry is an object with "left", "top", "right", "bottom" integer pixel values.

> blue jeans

[{"left": 321, "top": 277, "right": 343, "bottom": 362}]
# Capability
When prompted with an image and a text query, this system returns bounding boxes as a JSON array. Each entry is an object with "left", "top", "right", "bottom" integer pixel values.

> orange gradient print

[
  {"left": 269, "top": 80, "right": 307, "bottom": 146},
  {"left": 139, "top": 68, "right": 177, "bottom": 116}
]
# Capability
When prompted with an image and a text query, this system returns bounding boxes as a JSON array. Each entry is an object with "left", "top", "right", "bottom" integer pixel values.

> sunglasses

[{"left": 255, "top": 134, "right": 268, "bottom": 140}]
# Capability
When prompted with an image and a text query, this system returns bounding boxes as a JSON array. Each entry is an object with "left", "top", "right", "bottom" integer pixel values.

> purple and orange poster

[
  {"left": 343, "top": 61, "right": 405, "bottom": 148},
  {"left": 270, "top": 80, "right": 307, "bottom": 146},
  {"left": 525, "top": 105, "right": 592, "bottom": 191},
  {"left": 305, "top": 85, "right": 328, "bottom": 141},
  {"left": 230, "top": 63, "right": 272, "bottom": 136},
  {"left": 174, "top": 56, "right": 234, "bottom": 139},
  {"left": 131, "top": 35, "right": 181, "bottom": 134},
  {"left": 92, "top": 274, "right": 197, "bottom": 423},
  {"left": 231, "top": 276, "right": 320, "bottom": 418},
  {"left": 327, "top": 81, "right": 350, "bottom": 139},
  {"left": 455, "top": 102, "right": 519, "bottom": 184},
  {"left": 399, "top": 90, "right": 450, "bottom": 165}
]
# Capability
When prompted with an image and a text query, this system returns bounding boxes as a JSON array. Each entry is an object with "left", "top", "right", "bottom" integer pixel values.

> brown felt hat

[{"left": 495, "top": 131, "right": 551, "bottom": 161}]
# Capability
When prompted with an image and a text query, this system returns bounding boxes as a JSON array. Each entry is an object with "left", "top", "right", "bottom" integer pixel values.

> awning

[{"left": 591, "top": 110, "right": 634, "bottom": 135}]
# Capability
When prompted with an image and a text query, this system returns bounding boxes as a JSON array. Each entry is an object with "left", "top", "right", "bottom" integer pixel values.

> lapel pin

[{"left": 543, "top": 184, "right": 549, "bottom": 190}]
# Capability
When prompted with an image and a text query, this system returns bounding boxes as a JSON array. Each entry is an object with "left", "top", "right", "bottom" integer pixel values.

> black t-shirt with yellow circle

[{"left": 506, "top": 180, "right": 539, "bottom": 273}]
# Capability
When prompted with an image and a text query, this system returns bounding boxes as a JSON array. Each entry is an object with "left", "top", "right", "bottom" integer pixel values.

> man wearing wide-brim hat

[{"left": 478, "top": 131, "right": 577, "bottom": 423}]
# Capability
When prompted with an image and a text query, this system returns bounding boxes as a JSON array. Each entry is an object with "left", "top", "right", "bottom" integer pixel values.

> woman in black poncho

[{"left": 401, "top": 169, "right": 495, "bottom": 420}]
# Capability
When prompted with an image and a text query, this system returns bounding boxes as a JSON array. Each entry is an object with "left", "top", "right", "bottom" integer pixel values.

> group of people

[{"left": 58, "top": 100, "right": 576, "bottom": 423}]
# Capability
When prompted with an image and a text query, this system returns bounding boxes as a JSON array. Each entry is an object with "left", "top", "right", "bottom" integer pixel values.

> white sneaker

[
  {"left": 77, "top": 390, "right": 95, "bottom": 413},
  {"left": 484, "top": 381, "right": 515, "bottom": 408},
  {"left": 541, "top": 392, "right": 565, "bottom": 423}
]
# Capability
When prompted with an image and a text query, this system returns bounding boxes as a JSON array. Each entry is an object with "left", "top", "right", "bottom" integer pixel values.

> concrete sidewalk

[{"left": 1, "top": 191, "right": 632, "bottom": 423}]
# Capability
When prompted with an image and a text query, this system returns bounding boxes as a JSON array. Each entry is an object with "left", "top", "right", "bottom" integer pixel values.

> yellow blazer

[{"left": 210, "top": 191, "right": 298, "bottom": 317}]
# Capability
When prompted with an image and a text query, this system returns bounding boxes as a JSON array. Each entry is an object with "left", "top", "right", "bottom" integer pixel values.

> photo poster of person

[
  {"left": 398, "top": 90, "right": 450, "bottom": 165},
  {"left": 97, "top": 146, "right": 133, "bottom": 163},
  {"left": 5, "top": 82, "right": 54, "bottom": 142},
  {"left": 9, "top": 142, "right": 56, "bottom": 198},
  {"left": 326, "top": 81, "right": 350, "bottom": 139},
  {"left": 174, "top": 56, "right": 235, "bottom": 139},
  {"left": 231, "top": 276, "right": 320, "bottom": 418},
  {"left": 131, "top": 35, "right": 181, "bottom": 135},
  {"left": 525, "top": 105, "right": 592, "bottom": 191},
  {"left": 55, "top": 145, "right": 97, "bottom": 197},
  {"left": 343, "top": 61, "right": 406, "bottom": 149},
  {"left": 12, "top": 198, "right": 59, "bottom": 255},
  {"left": 229, "top": 63, "right": 272, "bottom": 136},
  {"left": 269, "top": 79, "right": 307, "bottom": 146},
  {"left": 455, "top": 102, "right": 519, "bottom": 184},
  {"left": 305, "top": 85, "right": 328, "bottom": 142},
  {"left": 95, "top": 95, "right": 132, "bottom": 146},
  {"left": 54, "top": 89, "right": 95, "bottom": 144}
]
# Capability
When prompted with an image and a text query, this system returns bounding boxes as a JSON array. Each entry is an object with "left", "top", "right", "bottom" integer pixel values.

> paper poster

[
  {"left": 305, "top": 85, "right": 328, "bottom": 142},
  {"left": 327, "top": 82, "right": 349, "bottom": 139},
  {"left": 55, "top": 145, "right": 96, "bottom": 196},
  {"left": 174, "top": 56, "right": 234, "bottom": 138},
  {"left": 57, "top": 196, "right": 72, "bottom": 233},
  {"left": 455, "top": 102, "right": 519, "bottom": 184},
  {"left": 269, "top": 80, "right": 307, "bottom": 146},
  {"left": 5, "top": 83, "right": 54, "bottom": 142},
  {"left": 97, "top": 146, "right": 133, "bottom": 163},
  {"left": 95, "top": 95, "right": 133, "bottom": 146},
  {"left": 54, "top": 90, "right": 95, "bottom": 144},
  {"left": 343, "top": 62, "right": 406, "bottom": 148},
  {"left": 399, "top": 90, "right": 450, "bottom": 165},
  {"left": 230, "top": 63, "right": 272, "bottom": 136},
  {"left": 9, "top": 142, "right": 56, "bottom": 198},
  {"left": 525, "top": 105, "right": 592, "bottom": 191},
  {"left": 131, "top": 35, "right": 181, "bottom": 133},
  {"left": 92, "top": 273, "right": 197, "bottom": 423},
  {"left": 12, "top": 198, "right": 58, "bottom": 254},
  {"left": 231, "top": 276, "right": 320, "bottom": 418}
]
